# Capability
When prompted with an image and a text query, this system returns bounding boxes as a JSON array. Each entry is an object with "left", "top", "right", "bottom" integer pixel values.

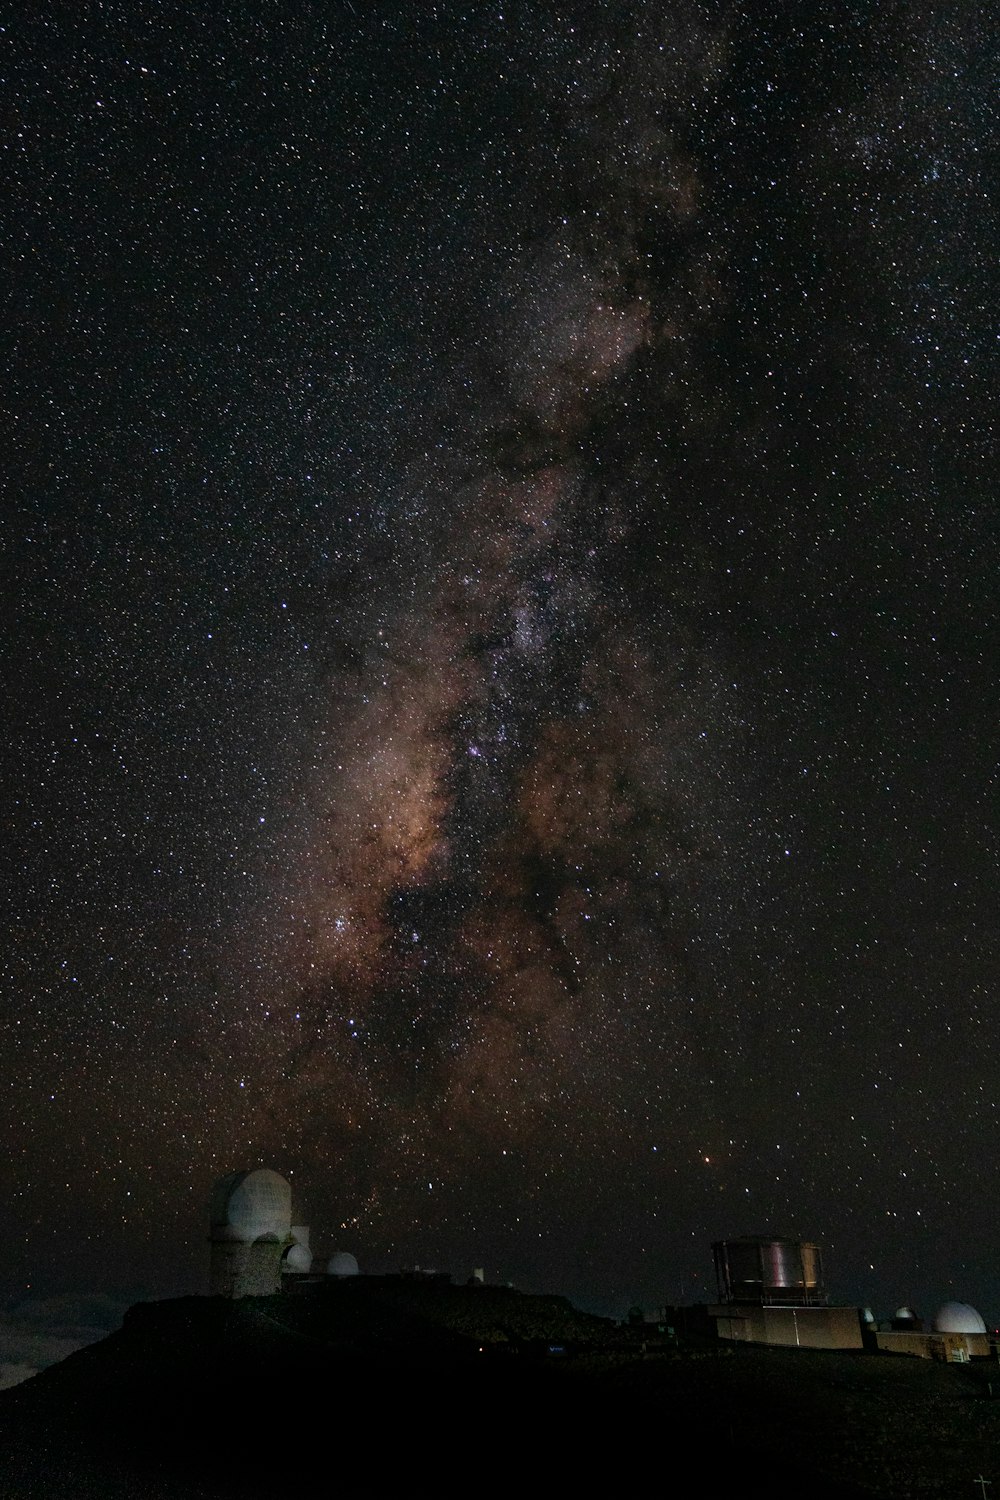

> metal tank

[{"left": 713, "top": 1236, "right": 826, "bottom": 1305}]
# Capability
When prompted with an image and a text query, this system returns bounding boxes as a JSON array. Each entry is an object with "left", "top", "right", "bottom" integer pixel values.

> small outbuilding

[{"left": 874, "top": 1301, "right": 990, "bottom": 1361}]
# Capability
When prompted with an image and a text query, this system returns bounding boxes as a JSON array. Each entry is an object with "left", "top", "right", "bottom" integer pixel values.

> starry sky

[{"left": 2, "top": 1, "right": 997, "bottom": 1319}]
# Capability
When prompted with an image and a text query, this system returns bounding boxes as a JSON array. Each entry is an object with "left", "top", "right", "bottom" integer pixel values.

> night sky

[{"left": 3, "top": 1, "right": 997, "bottom": 1320}]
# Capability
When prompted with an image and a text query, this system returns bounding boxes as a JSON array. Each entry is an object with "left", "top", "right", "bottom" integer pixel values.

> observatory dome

[
  {"left": 210, "top": 1169, "right": 292, "bottom": 1244},
  {"left": 932, "top": 1302, "right": 987, "bottom": 1335},
  {"left": 283, "top": 1242, "right": 312, "bottom": 1273},
  {"left": 327, "top": 1251, "right": 359, "bottom": 1277}
]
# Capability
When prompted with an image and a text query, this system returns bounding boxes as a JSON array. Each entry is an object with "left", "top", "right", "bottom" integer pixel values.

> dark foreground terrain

[{"left": 0, "top": 1280, "right": 997, "bottom": 1497}]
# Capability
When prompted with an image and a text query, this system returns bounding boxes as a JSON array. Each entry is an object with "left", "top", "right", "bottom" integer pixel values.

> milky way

[
  {"left": 3, "top": 2, "right": 996, "bottom": 1312},
  {"left": 226, "top": 15, "right": 743, "bottom": 1253}
]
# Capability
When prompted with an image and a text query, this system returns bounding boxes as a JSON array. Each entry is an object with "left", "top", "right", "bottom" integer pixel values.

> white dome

[
  {"left": 932, "top": 1301, "right": 987, "bottom": 1335},
  {"left": 894, "top": 1306, "right": 918, "bottom": 1322},
  {"left": 283, "top": 1242, "right": 313, "bottom": 1273},
  {"left": 327, "top": 1251, "right": 359, "bottom": 1277},
  {"left": 210, "top": 1169, "right": 292, "bottom": 1244}
]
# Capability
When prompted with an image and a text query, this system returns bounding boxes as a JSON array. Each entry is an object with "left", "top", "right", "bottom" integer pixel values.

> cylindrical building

[{"left": 713, "top": 1236, "right": 826, "bottom": 1305}]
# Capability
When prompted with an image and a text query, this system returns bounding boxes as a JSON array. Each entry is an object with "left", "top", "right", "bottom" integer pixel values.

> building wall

[
  {"left": 711, "top": 1304, "right": 864, "bottom": 1350},
  {"left": 209, "top": 1238, "right": 285, "bottom": 1297},
  {"left": 874, "top": 1330, "right": 989, "bottom": 1361}
]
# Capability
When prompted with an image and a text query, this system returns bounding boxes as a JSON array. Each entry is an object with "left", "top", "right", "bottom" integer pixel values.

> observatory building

[
  {"left": 706, "top": 1235, "right": 864, "bottom": 1350},
  {"left": 694, "top": 1237, "right": 991, "bottom": 1360},
  {"left": 208, "top": 1168, "right": 363, "bottom": 1297},
  {"left": 209, "top": 1169, "right": 312, "bottom": 1297},
  {"left": 872, "top": 1301, "right": 990, "bottom": 1362},
  {"left": 327, "top": 1251, "right": 360, "bottom": 1278}
]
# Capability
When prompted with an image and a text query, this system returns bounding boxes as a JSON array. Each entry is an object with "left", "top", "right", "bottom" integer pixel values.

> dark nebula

[{"left": 2, "top": 2, "right": 996, "bottom": 1315}]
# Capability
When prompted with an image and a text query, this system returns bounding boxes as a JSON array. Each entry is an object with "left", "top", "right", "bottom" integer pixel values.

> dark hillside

[{"left": 0, "top": 1283, "right": 994, "bottom": 1496}]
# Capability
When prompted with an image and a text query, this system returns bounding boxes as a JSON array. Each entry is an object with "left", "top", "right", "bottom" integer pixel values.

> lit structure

[
  {"left": 874, "top": 1301, "right": 990, "bottom": 1361},
  {"left": 704, "top": 1237, "right": 991, "bottom": 1361},
  {"left": 209, "top": 1169, "right": 298, "bottom": 1297},
  {"left": 284, "top": 1226, "right": 313, "bottom": 1274},
  {"left": 208, "top": 1169, "right": 368, "bottom": 1296},
  {"left": 713, "top": 1236, "right": 825, "bottom": 1306},
  {"left": 933, "top": 1302, "right": 987, "bottom": 1335},
  {"left": 327, "top": 1251, "right": 360, "bottom": 1277},
  {"left": 707, "top": 1235, "right": 863, "bottom": 1350}
]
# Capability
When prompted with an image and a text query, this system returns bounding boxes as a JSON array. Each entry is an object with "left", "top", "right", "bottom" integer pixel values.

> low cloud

[{"left": 0, "top": 1293, "right": 126, "bottom": 1390}]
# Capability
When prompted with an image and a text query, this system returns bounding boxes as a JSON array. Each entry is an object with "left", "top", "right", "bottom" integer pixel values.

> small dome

[
  {"left": 894, "top": 1305, "right": 918, "bottom": 1322},
  {"left": 932, "top": 1301, "right": 987, "bottom": 1335},
  {"left": 210, "top": 1169, "right": 292, "bottom": 1244},
  {"left": 283, "top": 1242, "right": 312, "bottom": 1273},
  {"left": 327, "top": 1251, "right": 359, "bottom": 1278}
]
